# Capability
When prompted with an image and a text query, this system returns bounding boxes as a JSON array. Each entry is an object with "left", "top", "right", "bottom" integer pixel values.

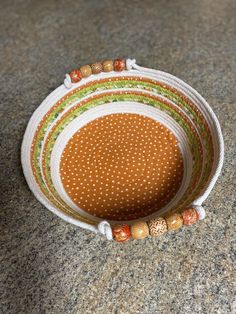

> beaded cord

[
  {"left": 111, "top": 206, "right": 204, "bottom": 242},
  {"left": 22, "top": 56, "right": 223, "bottom": 242},
  {"left": 65, "top": 59, "right": 126, "bottom": 89}
]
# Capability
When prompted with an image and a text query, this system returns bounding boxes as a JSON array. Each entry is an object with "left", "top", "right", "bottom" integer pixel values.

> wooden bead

[
  {"left": 148, "top": 218, "right": 167, "bottom": 237},
  {"left": 69, "top": 69, "right": 82, "bottom": 83},
  {"left": 112, "top": 224, "right": 131, "bottom": 242},
  {"left": 114, "top": 59, "right": 126, "bottom": 71},
  {"left": 182, "top": 208, "right": 199, "bottom": 226},
  {"left": 80, "top": 65, "right": 92, "bottom": 78},
  {"left": 165, "top": 213, "right": 183, "bottom": 231},
  {"left": 91, "top": 62, "right": 103, "bottom": 74},
  {"left": 102, "top": 60, "right": 114, "bottom": 72},
  {"left": 131, "top": 221, "right": 149, "bottom": 239}
]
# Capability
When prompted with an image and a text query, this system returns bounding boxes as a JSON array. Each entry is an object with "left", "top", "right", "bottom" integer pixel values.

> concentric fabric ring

[
  {"left": 27, "top": 78, "right": 210, "bottom": 221},
  {"left": 21, "top": 61, "right": 224, "bottom": 234},
  {"left": 41, "top": 91, "right": 203, "bottom": 223}
]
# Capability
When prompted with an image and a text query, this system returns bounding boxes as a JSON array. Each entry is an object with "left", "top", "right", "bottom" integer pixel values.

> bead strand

[
  {"left": 69, "top": 59, "right": 126, "bottom": 83},
  {"left": 111, "top": 207, "right": 201, "bottom": 242}
]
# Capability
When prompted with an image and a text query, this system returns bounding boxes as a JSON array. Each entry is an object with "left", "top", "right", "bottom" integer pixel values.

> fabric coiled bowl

[{"left": 21, "top": 59, "right": 224, "bottom": 241}]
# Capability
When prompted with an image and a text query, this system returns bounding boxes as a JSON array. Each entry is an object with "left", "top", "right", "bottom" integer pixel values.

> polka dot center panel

[{"left": 60, "top": 113, "right": 184, "bottom": 221}]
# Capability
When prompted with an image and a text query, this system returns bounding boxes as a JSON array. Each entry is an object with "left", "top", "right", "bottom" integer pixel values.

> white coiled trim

[
  {"left": 64, "top": 73, "right": 72, "bottom": 89},
  {"left": 97, "top": 221, "right": 113, "bottom": 240},
  {"left": 126, "top": 58, "right": 137, "bottom": 71},
  {"left": 195, "top": 205, "right": 206, "bottom": 220}
]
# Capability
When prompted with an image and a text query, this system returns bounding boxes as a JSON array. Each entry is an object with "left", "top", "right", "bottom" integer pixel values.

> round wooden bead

[
  {"left": 80, "top": 65, "right": 92, "bottom": 78},
  {"left": 102, "top": 60, "right": 114, "bottom": 72},
  {"left": 165, "top": 213, "right": 183, "bottom": 231},
  {"left": 131, "top": 221, "right": 149, "bottom": 239},
  {"left": 148, "top": 218, "right": 167, "bottom": 237},
  {"left": 69, "top": 69, "right": 82, "bottom": 83},
  {"left": 182, "top": 208, "right": 199, "bottom": 226},
  {"left": 114, "top": 59, "right": 126, "bottom": 71},
  {"left": 112, "top": 224, "right": 131, "bottom": 242},
  {"left": 91, "top": 62, "right": 103, "bottom": 74}
]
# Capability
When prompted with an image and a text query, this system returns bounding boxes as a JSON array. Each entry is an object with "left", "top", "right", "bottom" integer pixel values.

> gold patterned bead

[
  {"left": 148, "top": 218, "right": 167, "bottom": 237},
  {"left": 165, "top": 213, "right": 183, "bottom": 231},
  {"left": 131, "top": 221, "right": 149, "bottom": 239},
  {"left": 91, "top": 62, "right": 103, "bottom": 74},
  {"left": 80, "top": 65, "right": 92, "bottom": 78},
  {"left": 102, "top": 60, "right": 114, "bottom": 72}
]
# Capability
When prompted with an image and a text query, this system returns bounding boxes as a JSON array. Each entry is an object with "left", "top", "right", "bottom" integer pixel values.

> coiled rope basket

[{"left": 21, "top": 59, "right": 224, "bottom": 242}]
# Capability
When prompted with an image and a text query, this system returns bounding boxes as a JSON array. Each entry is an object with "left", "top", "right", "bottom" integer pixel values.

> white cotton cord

[
  {"left": 64, "top": 73, "right": 72, "bottom": 89},
  {"left": 126, "top": 59, "right": 156, "bottom": 73},
  {"left": 192, "top": 108, "right": 224, "bottom": 206},
  {"left": 97, "top": 221, "right": 113, "bottom": 240},
  {"left": 126, "top": 58, "right": 137, "bottom": 71},
  {"left": 195, "top": 205, "right": 206, "bottom": 220}
]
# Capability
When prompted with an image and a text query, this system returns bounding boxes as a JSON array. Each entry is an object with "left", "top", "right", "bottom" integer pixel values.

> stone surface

[{"left": 0, "top": 0, "right": 235, "bottom": 313}]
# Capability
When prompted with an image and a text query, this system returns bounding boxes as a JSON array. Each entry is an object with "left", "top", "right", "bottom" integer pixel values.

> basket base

[{"left": 60, "top": 113, "right": 183, "bottom": 221}]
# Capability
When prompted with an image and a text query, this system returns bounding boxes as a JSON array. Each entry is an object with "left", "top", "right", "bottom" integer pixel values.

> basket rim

[{"left": 21, "top": 59, "right": 224, "bottom": 239}]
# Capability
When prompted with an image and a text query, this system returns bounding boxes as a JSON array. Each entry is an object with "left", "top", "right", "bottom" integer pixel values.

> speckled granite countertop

[{"left": 0, "top": 0, "right": 235, "bottom": 313}]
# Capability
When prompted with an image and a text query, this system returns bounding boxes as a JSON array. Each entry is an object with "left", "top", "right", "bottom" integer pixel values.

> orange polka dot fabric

[{"left": 60, "top": 113, "right": 184, "bottom": 221}]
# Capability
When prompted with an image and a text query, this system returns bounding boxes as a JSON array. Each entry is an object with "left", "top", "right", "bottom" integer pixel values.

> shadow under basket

[{"left": 21, "top": 59, "right": 224, "bottom": 242}]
